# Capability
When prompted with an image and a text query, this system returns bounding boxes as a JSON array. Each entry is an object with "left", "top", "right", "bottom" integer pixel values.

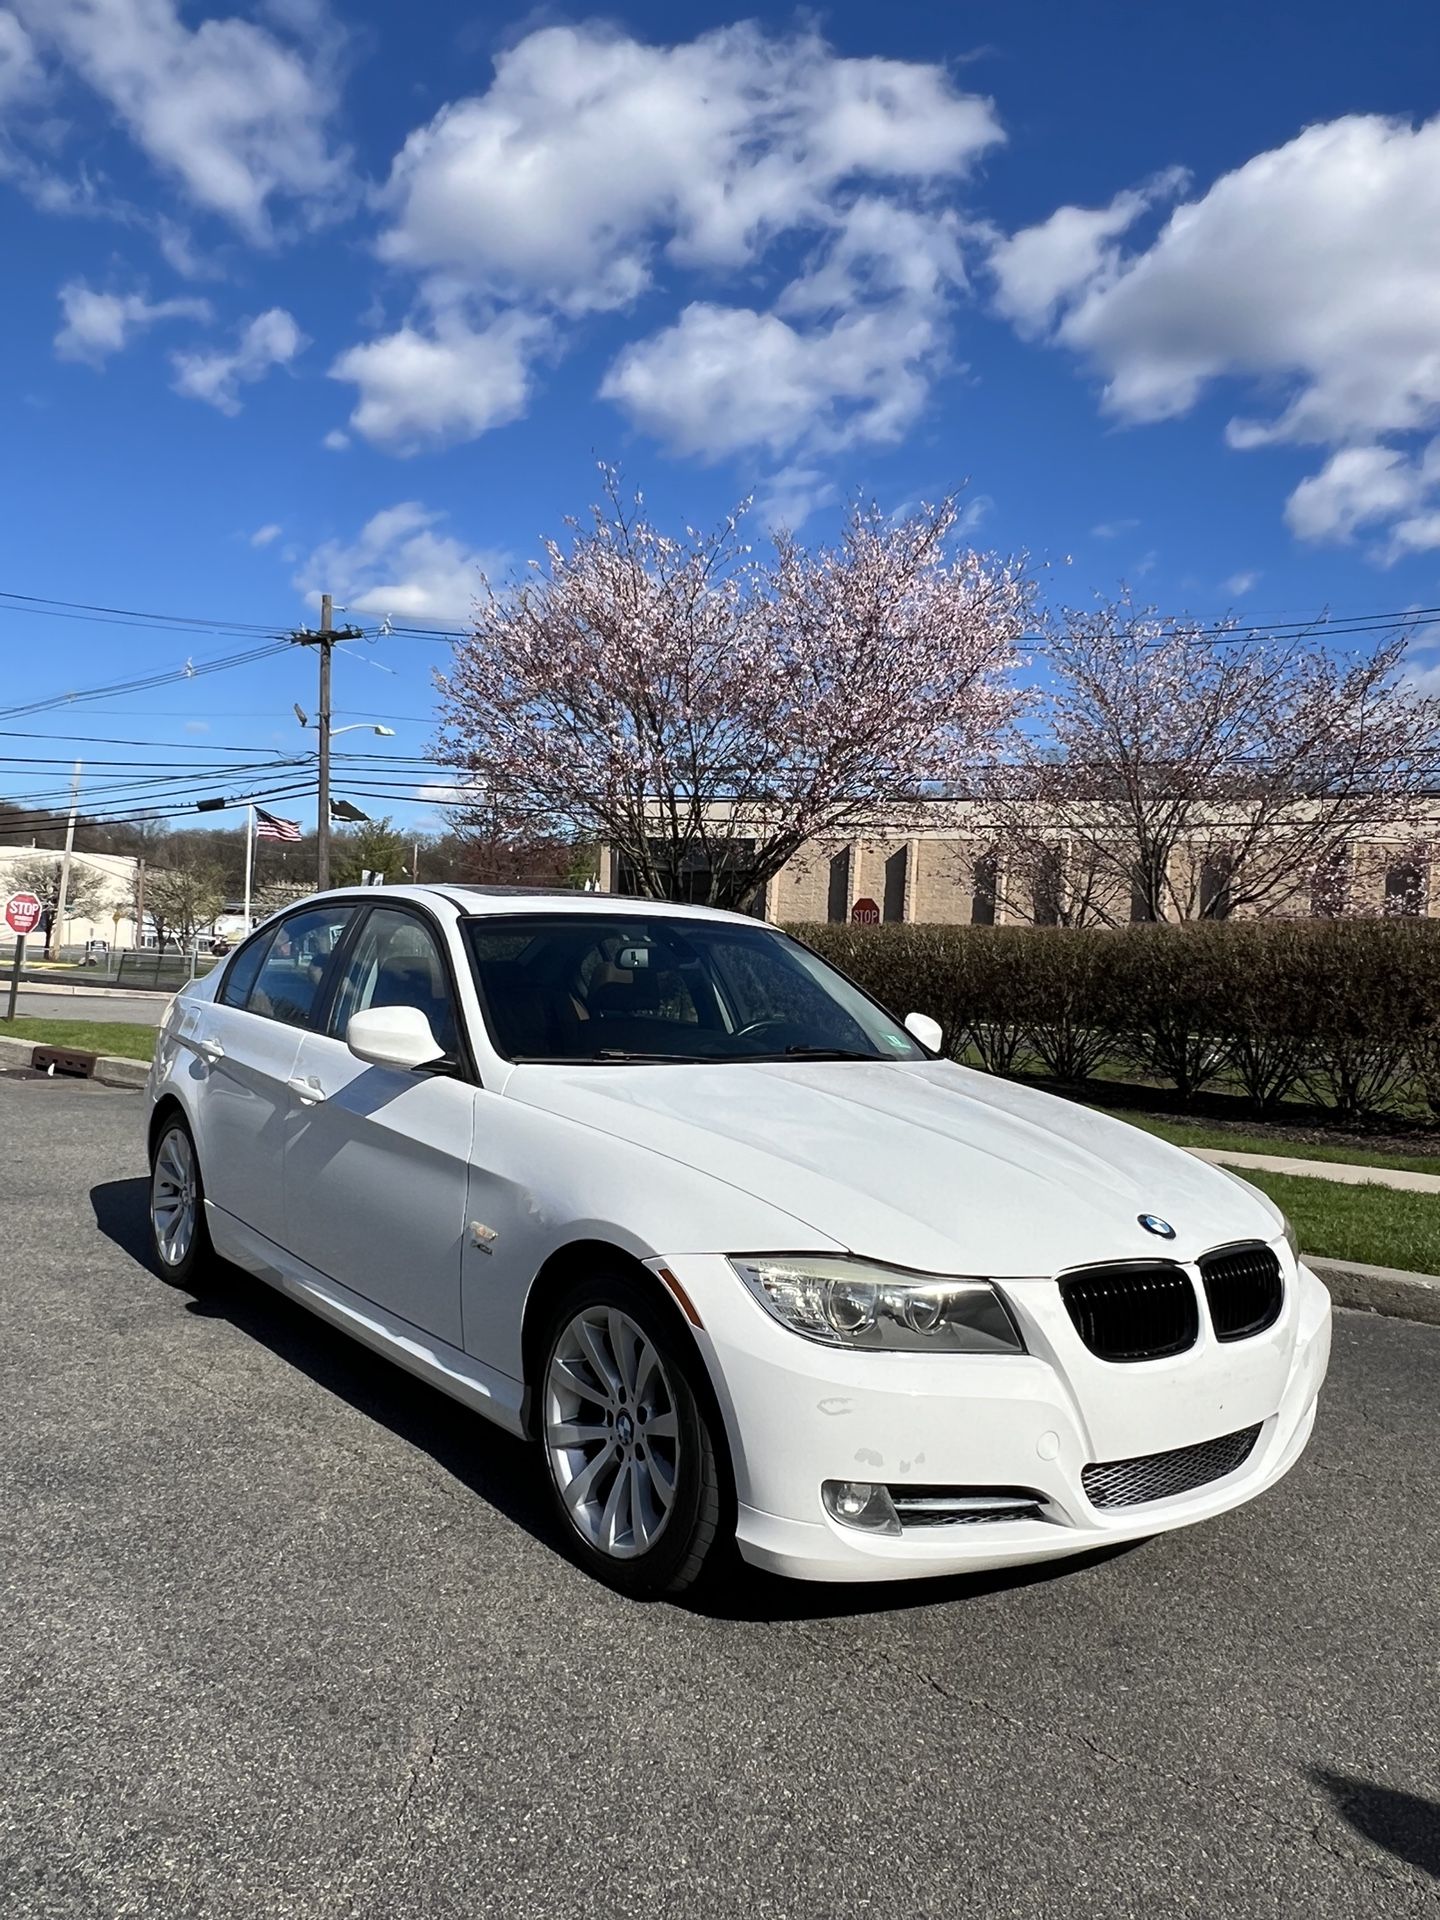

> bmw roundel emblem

[{"left": 1138, "top": 1213, "right": 1176, "bottom": 1239}]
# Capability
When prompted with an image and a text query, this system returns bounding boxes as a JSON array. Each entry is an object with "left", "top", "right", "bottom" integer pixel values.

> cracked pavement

[{"left": 1, "top": 1076, "right": 1437, "bottom": 1918}]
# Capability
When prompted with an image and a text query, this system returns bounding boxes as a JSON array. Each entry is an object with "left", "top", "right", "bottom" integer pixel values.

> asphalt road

[
  {"left": 10, "top": 985, "right": 166, "bottom": 1025},
  {"left": 3, "top": 1078, "right": 1437, "bottom": 1920}
]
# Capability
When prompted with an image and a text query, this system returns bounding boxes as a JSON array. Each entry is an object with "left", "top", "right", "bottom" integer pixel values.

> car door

[
  {"left": 281, "top": 902, "right": 476, "bottom": 1349},
  {"left": 188, "top": 903, "right": 357, "bottom": 1248}
]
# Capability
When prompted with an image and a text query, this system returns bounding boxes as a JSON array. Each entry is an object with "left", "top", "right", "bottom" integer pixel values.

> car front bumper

[{"left": 655, "top": 1251, "right": 1332, "bottom": 1583}]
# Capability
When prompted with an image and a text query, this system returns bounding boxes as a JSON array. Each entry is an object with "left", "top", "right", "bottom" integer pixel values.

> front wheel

[
  {"left": 540, "top": 1269, "right": 728, "bottom": 1598},
  {"left": 148, "top": 1113, "right": 213, "bottom": 1289}
]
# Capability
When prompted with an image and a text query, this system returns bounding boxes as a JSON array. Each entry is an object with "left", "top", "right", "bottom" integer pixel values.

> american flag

[{"left": 255, "top": 807, "right": 301, "bottom": 843}]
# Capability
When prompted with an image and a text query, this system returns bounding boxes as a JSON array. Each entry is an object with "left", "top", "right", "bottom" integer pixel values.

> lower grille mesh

[{"left": 1082, "top": 1423, "right": 1262, "bottom": 1509}]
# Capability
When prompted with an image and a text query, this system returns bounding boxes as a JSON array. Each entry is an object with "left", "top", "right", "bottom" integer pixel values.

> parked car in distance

[{"left": 146, "top": 886, "right": 1332, "bottom": 1596}]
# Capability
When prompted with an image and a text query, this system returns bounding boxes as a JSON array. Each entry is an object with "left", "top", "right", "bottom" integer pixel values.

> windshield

[{"left": 461, "top": 913, "right": 926, "bottom": 1065}]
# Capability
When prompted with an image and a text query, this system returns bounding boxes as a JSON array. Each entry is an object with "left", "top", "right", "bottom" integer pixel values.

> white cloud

[
  {"left": 171, "top": 307, "right": 305, "bottom": 413},
  {"left": 295, "top": 503, "right": 506, "bottom": 624},
  {"left": 343, "top": 22, "right": 999, "bottom": 457},
  {"left": 754, "top": 465, "right": 838, "bottom": 532},
  {"left": 990, "top": 113, "right": 1440, "bottom": 553},
  {"left": 0, "top": 10, "right": 40, "bottom": 105},
  {"left": 321, "top": 428, "right": 350, "bottom": 451},
  {"left": 250, "top": 523, "right": 282, "bottom": 548},
  {"left": 990, "top": 171, "right": 1186, "bottom": 337},
  {"left": 1222, "top": 570, "right": 1260, "bottom": 597},
  {"left": 377, "top": 22, "right": 1000, "bottom": 313},
  {"left": 1283, "top": 443, "right": 1435, "bottom": 547},
  {"left": 54, "top": 279, "right": 210, "bottom": 364},
  {"left": 330, "top": 312, "right": 547, "bottom": 453},
  {"left": 1090, "top": 517, "right": 1139, "bottom": 539},
  {"left": 183, "top": 719, "right": 209, "bottom": 733},
  {"left": 601, "top": 294, "right": 944, "bottom": 461},
  {"left": 13, "top": 0, "right": 349, "bottom": 241}
]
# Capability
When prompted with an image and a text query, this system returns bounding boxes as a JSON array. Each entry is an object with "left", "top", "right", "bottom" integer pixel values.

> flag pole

[{"left": 243, "top": 804, "right": 255, "bottom": 935}]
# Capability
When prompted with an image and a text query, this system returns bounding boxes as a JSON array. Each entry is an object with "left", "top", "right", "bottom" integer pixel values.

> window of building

[
  {"left": 1310, "top": 847, "right": 1349, "bottom": 918},
  {"left": 1200, "top": 851, "right": 1234, "bottom": 920},
  {"left": 1385, "top": 861, "right": 1424, "bottom": 916},
  {"left": 826, "top": 848, "right": 852, "bottom": 923},
  {"left": 883, "top": 846, "right": 908, "bottom": 923},
  {"left": 1032, "top": 847, "right": 1063, "bottom": 927},
  {"left": 971, "top": 852, "right": 997, "bottom": 926}
]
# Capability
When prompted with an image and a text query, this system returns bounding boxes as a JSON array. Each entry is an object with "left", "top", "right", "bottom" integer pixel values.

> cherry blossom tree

[
  {"left": 986, "top": 598, "right": 1440, "bottom": 924},
  {"left": 436, "top": 477, "right": 1031, "bottom": 910}
]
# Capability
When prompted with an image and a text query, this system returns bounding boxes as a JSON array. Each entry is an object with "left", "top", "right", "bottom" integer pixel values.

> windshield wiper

[{"left": 763, "top": 1046, "right": 884, "bottom": 1061}]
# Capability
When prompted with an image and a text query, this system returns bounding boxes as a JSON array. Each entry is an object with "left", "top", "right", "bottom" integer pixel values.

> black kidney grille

[
  {"left": 1199, "top": 1242, "right": 1284, "bottom": 1342},
  {"left": 1059, "top": 1262, "right": 1199, "bottom": 1362},
  {"left": 1082, "top": 1423, "right": 1263, "bottom": 1509}
]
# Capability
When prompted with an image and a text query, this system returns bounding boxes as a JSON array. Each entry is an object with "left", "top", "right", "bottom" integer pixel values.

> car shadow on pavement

[
  {"left": 90, "top": 1176, "right": 570, "bottom": 1565},
  {"left": 93, "top": 1174, "right": 1146, "bottom": 1623},
  {"left": 1312, "top": 1769, "right": 1440, "bottom": 1880}
]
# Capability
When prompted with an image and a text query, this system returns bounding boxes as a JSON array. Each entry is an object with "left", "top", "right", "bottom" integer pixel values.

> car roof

[{"left": 301, "top": 884, "right": 766, "bottom": 929}]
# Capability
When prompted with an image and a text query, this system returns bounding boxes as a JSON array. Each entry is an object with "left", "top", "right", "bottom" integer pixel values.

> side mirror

[
  {"left": 346, "top": 1004, "right": 444, "bottom": 1072},
  {"left": 904, "top": 1011, "right": 943, "bottom": 1054}
]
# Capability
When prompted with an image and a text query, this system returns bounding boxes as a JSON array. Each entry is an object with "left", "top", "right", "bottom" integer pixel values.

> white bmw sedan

[{"left": 146, "top": 887, "right": 1331, "bottom": 1596}]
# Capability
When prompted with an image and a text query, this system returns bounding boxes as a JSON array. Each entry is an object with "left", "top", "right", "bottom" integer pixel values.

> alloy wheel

[
  {"left": 151, "top": 1126, "right": 197, "bottom": 1270},
  {"left": 544, "top": 1306, "right": 681, "bottom": 1560}
]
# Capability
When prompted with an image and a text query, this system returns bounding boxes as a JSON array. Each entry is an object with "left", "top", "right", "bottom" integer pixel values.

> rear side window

[
  {"left": 219, "top": 931, "right": 275, "bottom": 1009},
  {"left": 244, "top": 906, "right": 355, "bottom": 1027}
]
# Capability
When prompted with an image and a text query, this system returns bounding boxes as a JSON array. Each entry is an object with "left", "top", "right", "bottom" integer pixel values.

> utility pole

[
  {"left": 290, "top": 593, "right": 360, "bottom": 892},
  {"left": 47, "top": 761, "right": 82, "bottom": 959},
  {"left": 135, "top": 857, "right": 146, "bottom": 950}
]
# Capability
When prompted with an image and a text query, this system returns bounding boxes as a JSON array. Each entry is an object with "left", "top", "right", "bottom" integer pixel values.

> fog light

[{"left": 822, "top": 1480, "right": 901, "bottom": 1535}]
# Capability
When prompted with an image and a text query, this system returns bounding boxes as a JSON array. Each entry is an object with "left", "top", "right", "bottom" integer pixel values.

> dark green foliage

[{"left": 791, "top": 918, "right": 1440, "bottom": 1122}]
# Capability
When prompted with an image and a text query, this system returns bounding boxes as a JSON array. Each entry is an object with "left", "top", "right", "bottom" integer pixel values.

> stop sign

[
  {"left": 851, "top": 897, "right": 881, "bottom": 925},
  {"left": 4, "top": 891, "right": 42, "bottom": 936}
]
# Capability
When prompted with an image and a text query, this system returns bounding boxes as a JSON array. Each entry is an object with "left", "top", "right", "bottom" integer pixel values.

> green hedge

[{"left": 790, "top": 919, "right": 1440, "bottom": 1121}]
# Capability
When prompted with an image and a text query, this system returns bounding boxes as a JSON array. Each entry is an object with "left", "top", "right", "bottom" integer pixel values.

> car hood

[{"left": 507, "top": 1057, "right": 1284, "bottom": 1275}]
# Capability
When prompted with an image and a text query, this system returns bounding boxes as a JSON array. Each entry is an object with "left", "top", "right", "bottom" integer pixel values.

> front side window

[
  {"left": 329, "top": 906, "right": 460, "bottom": 1059},
  {"left": 462, "top": 914, "right": 924, "bottom": 1064},
  {"left": 244, "top": 906, "right": 355, "bottom": 1027}
]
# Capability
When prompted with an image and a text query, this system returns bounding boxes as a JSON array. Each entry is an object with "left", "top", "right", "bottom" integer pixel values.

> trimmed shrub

[{"left": 789, "top": 917, "right": 1440, "bottom": 1121}]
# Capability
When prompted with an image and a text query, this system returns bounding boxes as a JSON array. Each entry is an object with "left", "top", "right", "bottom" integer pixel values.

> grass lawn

[
  {"left": 1238, "top": 1169, "right": 1440, "bottom": 1274},
  {"left": 0, "top": 1018, "right": 156, "bottom": 1062},
  {"left": 1106, "top": 1111, "right": 1440, "bottom": 1178}
]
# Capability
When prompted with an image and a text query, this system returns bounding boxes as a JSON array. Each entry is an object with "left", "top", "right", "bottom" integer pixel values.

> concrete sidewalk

[{"left": 1188, "top": 1144, "right": 1440, "bottom": 1193}]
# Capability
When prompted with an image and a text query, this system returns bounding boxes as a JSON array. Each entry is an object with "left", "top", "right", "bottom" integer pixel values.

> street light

[{"left": 295, "top": 714, "right": 396, "bottom": 740}]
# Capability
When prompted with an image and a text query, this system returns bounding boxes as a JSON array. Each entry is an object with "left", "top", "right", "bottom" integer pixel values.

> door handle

[
  {"left": 196, "top": 1039, "right": 225, "bottom": 1063},
  {"left": 287, "top": 1075, "right": 326, "bottom": 1105}
]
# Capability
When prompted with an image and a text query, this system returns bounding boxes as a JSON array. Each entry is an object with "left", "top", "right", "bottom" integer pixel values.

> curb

[
  {"left": 0, "top": 1032, "right": 149, "bottom": 1090},
  {"left": 1310, "top": 1257, "right": 1440, "bottom": 1328}
]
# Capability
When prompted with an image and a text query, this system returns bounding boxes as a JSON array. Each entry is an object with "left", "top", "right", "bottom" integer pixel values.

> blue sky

[{"left": 4, "top": 0, "right": 1440, "bottom": 834}]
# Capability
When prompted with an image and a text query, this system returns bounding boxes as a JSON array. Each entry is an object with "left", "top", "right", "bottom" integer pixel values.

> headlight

[{"left": 729, "top": 1255, "right": 1025, "bottom": 1353}]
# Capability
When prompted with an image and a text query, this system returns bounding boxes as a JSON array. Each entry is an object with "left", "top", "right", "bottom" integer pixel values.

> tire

[
  {"left": 148, "top": 1112, "right": 213, "bottom": 1290},
  {"left": 539, "top": 1266, "right": 728, "bottom": 1598}
]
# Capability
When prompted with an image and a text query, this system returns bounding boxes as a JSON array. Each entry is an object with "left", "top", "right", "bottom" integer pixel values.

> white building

[{"left": 0, "top": 845, "right": 141, "bottom": 950}]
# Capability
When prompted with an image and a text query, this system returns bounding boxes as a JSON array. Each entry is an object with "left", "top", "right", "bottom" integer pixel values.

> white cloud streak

[
  {"left": 171, "top": 307, "right": 306, "bottom": 413},
  {"left": 12, "top": 0, "right": 349, "bottom": 240},
  {"left": 295, "top": 503, "right": 506, "bottom": 624},
  {"left": 54, "top": 279, "right": 210, "bottom": 364}
]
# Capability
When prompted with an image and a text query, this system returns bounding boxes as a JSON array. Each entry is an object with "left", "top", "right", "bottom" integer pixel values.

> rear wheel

[
  {"left": 148, "top": 1114, "right": 212, "bottom": 1289},
  {"left": 540, "top": 1268, "right": 727, "bottom": 1598}
]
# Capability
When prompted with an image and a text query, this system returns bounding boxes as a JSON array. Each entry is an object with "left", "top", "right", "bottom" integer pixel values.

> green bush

[{"left": 790, "top": 917, "right": 1440, "bottom": 1122}]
